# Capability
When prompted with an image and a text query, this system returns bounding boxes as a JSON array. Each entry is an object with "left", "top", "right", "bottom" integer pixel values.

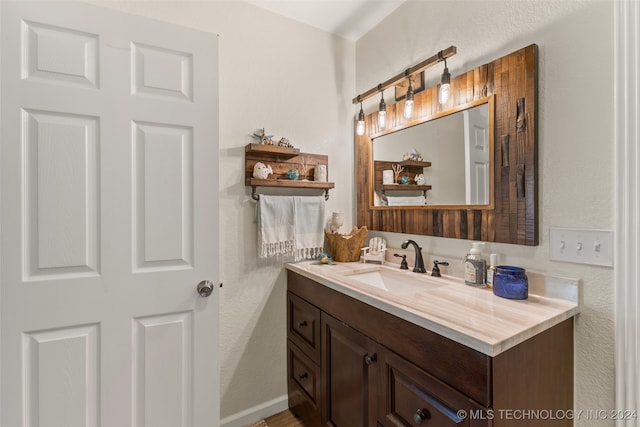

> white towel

[
  {"left": 387, "top": 196, "right": 426, "bottom": 206},
  {"left": 257, "top": 195, "right": 294, "bottom": 257},
  {"left": 257, "top": 195, "right": 325, "bottom": 261}
]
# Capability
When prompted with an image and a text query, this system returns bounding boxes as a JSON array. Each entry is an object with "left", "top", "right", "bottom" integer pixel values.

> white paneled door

[
  {"left": 464, "top": 107, "right": 489, "bottom": 205},
  {"left": 0, "top": 2, "right": 220, "bottom": 426}
]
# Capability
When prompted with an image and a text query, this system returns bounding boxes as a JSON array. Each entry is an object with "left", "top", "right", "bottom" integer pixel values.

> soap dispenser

[
  {"left": 486, "top": 253, "right": 498, "bottom": 288},
  {"left": 464, "top": 242, "right": 486, "bottom": 287}
]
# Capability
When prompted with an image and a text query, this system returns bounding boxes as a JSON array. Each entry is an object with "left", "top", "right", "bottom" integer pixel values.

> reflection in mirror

[{"left": 373, "top": 97, "right": 492, "bottom": 207}]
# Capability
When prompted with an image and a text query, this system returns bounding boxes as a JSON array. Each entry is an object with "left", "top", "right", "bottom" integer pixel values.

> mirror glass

[{"left": 372, "top": 97, "right": 492, "bottom": 207}]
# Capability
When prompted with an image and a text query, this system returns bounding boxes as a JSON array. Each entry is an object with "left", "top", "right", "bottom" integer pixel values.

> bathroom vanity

[{"left": 285, "top": 261, "right": 578, "bottom": 427}]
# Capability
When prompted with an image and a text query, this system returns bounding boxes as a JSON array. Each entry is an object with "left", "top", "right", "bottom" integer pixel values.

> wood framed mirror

[{"left": 355, "top": 44, "right": 538, "bottom": 245}]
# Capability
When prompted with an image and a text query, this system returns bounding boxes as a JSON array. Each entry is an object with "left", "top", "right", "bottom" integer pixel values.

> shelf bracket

[{"left": 251, "top": 186, "right": 331, "bottom": 201}]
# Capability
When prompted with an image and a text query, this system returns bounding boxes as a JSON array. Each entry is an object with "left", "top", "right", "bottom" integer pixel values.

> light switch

[{"left": 549, "top": 228, "right": 613, "bottom": 267}]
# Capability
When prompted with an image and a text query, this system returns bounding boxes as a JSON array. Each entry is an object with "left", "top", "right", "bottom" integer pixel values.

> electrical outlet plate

[{"left": 549, "top": 228, "right": 613, "bottom": 267}]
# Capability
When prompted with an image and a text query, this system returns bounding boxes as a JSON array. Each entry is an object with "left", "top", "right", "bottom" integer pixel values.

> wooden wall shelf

[
  {"left": 395, "top": 160, "right": 432, "bottom": 168},
  {"left": 373, "top": 160, "right": 432, "bottom": 203},
  {"left": 376, "top": 184, "right": 433, "bottom": 191},
  {"left": 245, "top": 143, "right": 334, "bottom": 200},
  {"left": 245, "top": 143, "right": 300, "bottom": 157},
  {"left": 374, "top": 184, "right": 432, "bottom": 203}
]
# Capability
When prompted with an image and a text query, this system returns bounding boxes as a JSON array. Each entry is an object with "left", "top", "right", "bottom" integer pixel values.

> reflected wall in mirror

[
  {"left": 373, "top": 97, "right": 493, "bottom": 207},
  {"left": 355, "top": 44, "right": 538, "bottom": 245}
]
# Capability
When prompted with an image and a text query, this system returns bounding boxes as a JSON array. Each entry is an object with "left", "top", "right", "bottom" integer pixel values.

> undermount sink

[{"left": 340, "top": 266, "right": 449, "bottom": 296}]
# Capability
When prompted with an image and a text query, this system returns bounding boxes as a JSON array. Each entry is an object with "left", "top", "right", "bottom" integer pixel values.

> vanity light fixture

[
  {"left": 378, "top": 86, "right": 386, "bottom": 129},
  {"left": 356, "top": 97, "right": 365, "bottom": 136},
  {"left": 438, "top": 58, "right": 451, "bottom": 105},
  {"left": 351, "top": 45, "right": 456, "bottom": 114},
  {"left": 404, "top": 75, "right": 414, "bottom": 118}
]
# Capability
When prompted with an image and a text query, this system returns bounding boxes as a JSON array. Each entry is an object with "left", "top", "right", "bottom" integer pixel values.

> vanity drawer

[
  {"left": 379, "top": 348, "right": 487, "bottom": 427},
  {"left": 287, "top": 291, "right": 321, "bottom": 363},
  {"left": 287, "top": 340, "right": 321, "bottom": 426},
  {"left": 288, "top": 341, "right": 321, "bottom": 404}
]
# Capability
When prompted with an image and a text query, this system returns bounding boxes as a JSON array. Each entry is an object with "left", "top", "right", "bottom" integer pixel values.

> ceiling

[{"left": 243, "top": 0, "right": 406, "bottom": 41}]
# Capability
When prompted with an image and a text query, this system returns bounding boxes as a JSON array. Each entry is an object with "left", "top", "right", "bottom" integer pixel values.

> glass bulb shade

[
  {"left": 378, "top": 96, "right": 386, "bottom": 129},
  {"left": 438, "top": 83, "right": 450, "bottom": 104},
  {"left": 356, "top": 106, "right": 365, "bottom": 135},
  {"left": 378, "top": 110, "right": 386, "bottom": 128},
  {"left": 439, "top": 66, "right": 451, "bottom": 105},
  {"left": 404, "top": 84, "right": 414, "bottom": 118},
  {"left": 404, "top": 99, "right": 414, "bottom": 118}
]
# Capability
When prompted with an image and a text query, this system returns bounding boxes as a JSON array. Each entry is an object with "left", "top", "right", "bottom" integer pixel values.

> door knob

[{"left": 197, "top": 280, "right": 214, "bottom": 297}]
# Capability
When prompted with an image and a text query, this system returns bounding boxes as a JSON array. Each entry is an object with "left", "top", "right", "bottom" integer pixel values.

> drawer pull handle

[
  {"left": 413, "top": 408, "right": 429, "bottom": 424},
  {"left": 297, "top": 320, "right": 308, "bottom": 328},
  {"left": 364, "top": 353, "right": 377, "bottom": 365},
  {"left": 297, "top": 372, "right": 308, "bottom": 381}
]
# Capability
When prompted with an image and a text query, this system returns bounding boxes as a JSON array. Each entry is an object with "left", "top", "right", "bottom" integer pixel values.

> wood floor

[{"left": 245, "top": 409, "right": 305, "bottom": 427}]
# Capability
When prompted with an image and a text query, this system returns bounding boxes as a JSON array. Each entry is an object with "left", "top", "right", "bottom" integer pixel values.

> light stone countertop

[{"left": 285, "top": 260, "right": 580, "bottom": 357}]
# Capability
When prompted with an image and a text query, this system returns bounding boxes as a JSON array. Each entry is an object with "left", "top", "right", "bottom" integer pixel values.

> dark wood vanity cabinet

[
  {"left": 322, "top": 313, "right": 378, "bottom": 426},
  {"left": 287, "top": 270, "right": 573, "bottom": 427}
]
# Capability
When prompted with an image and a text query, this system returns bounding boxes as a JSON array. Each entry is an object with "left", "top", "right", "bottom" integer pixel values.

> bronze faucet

[{"left": 400, "top": 240, "right": 426, "bottom": 273}]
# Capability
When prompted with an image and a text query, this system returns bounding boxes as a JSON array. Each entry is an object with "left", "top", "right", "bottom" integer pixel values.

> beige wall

[
  {"left": 357, "top": 1, "right": 614, "bottom": 425},
  {"left": 89, "top": 0, "right": 615, "bottom": 423},
  {"left": 91, "top": 0, "right": 355, "bottom": 421}
]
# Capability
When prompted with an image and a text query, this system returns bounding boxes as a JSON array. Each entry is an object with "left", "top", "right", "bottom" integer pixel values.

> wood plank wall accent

[{"left": 355, "top": 44, "right": 538, "bottom": 245}]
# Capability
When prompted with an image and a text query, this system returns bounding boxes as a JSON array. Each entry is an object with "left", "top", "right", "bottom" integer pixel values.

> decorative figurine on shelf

[
  {"left": 253, "top": 162, "right": 273, "bottom": 180},
  {"left": 402, "top": 148, "right": 423, "bottom": 161},
  {"left": 392, "top": 164, "right": 404, "bottom": 183},
  {"left": 287, "top": 169, "right": 300, "bottom": 180},
  {"left": 252, "top": 128, "right": 274, "bottom": 145},
  {"left": 278, "top": 137, "right": 295, "bottom": 148},
  {"left": 400, "top": 175, "right": 410, "bottom": 185},
  {"left": 414, "top": 173, "right": 426, "bottom": 185}
]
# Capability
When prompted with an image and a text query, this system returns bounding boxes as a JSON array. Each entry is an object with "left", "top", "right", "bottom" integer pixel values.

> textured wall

[
  {"left": 86, "top": 0, "right": 615, "bottom": 423},
  {"left": 357, "top": 1, "right": 614, "bottom": 425},
  {"left": 90, "top": 0, "right": 355, "bottom": 421}
]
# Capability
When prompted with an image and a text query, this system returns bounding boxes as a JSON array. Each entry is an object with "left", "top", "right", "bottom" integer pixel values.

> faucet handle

[
  {"left": 431, "top": 260, "right": 449, "bottom": 277},
  {"left": 394, "top": 253, "right": 409, "bottom": 270}
]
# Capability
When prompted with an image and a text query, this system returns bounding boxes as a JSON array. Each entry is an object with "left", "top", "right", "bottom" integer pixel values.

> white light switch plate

[{"left": 549, "top": 228, "right": 613, "bottom": 267}]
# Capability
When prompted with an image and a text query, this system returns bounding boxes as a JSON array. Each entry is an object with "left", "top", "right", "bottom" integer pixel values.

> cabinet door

[
  {"left": 322, "top": 313, "right": 378, "bottom": 427},
  {"left": 378, "top": 349, "right": 488, "bottom": 427}
]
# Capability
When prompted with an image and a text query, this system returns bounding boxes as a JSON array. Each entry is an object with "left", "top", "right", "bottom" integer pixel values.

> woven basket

[{"left": 325, "top": 226, "right": 368, "bottom": 262}]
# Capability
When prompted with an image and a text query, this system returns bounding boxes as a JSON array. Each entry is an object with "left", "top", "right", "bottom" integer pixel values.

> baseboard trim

[{"left": 220, "top": 395, "right": 289, "bottom": 427}]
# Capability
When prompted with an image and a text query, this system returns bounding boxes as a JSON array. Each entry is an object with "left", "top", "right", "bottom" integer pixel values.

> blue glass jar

[
  {"left": 493, "top": 266, "right": 528, "bottom": 299},
  {"left": 287, "top": 169, "right": 300, "bottom": 180}
]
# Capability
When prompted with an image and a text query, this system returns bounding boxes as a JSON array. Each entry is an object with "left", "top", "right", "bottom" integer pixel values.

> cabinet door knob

[
  {"left": 297, "top": 372, "right": 308, "bottom": 381},
  {"left": 297, "top": 320, "right": 308, "bottom": 328},
  {"left": 364, "top": 353, "right": 377, "bottom": 365},
  {"left": 413, "top": 408, "right": 429, "bottom": 424}
]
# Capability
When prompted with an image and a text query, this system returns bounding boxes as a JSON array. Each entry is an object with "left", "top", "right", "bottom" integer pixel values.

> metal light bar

[{"left": 351, "top": 46, "right": 457, "bottom": 104}]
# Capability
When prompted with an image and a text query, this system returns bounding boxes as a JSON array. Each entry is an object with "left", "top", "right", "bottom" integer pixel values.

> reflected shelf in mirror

[{"left": 372, "top": 96, "right": 493, "bottom": 207}]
